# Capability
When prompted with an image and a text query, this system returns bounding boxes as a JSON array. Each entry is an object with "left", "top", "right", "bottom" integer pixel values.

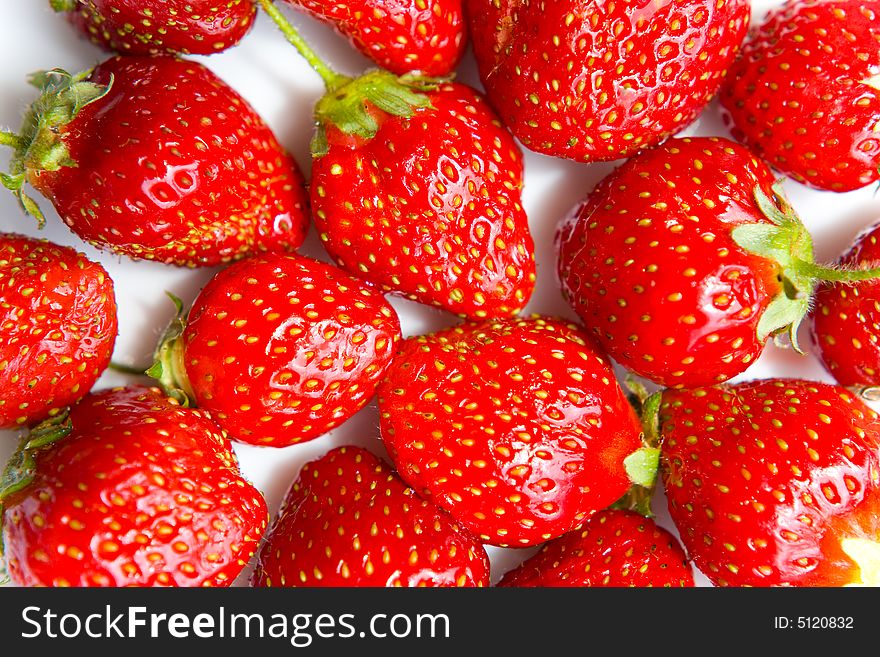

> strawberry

[
  {"left": 498, "top": 509, "right": 695, "bottom": 587},
  {"left": 660, "top": 378, "right": 880, "bottom": 587},
  {"left": 376, "top": 316, "right": 646, "bottom": 547},
  {"left": 274, "top": 0, "right": 465, "bottom": 76},
  {"left": 1, "top": 386, "right": 269, "bottom": 587},
  {"left": 261, "top": 3, "right": 535, "bottom": 319},
  {"left": 149, "top": 253, "right": 401, "bottom": 447},
  {"left": 51, "top": 0, "right": 257, "bottom": 56},
  {"left": 464, "top": 0, "right": 750, "bottom": 162},
  {"left": 556, "top": 136, "right": 880, "bottom": 389},
  {"left": 720, "top": 0, "right": 880, "bottom": 192},
  {"left": 0, "top": 56, "right": 309, "bottom": 267},
  {"left": 251, "top": 445, "right": 490, "bottom": 587},
  {"left": 0, "top": 233, "right": 117, "bottom": 429},
  {"left": 812, "top": 220, "right": 880, "bottom": 388}
]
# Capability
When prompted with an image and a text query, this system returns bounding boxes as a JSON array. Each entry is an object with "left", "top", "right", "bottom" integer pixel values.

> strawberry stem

[
  {"left": 795, "top": 261, "right": 880, "bottom": 283},
  {"left": 0, "top": 131, "right": 23, "bottom": 149},
  {"left": 257, "top": 0, "right": 350, "bottom": 91},
  {"left": 108, "top": 361, "right": 150, "bottom": 376}
]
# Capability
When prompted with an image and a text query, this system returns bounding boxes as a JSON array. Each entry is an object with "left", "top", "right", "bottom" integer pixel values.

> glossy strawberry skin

[
  {"left": 61, "top": 0, "right": 257, "bottom": 56},
  {"left": 282, "top": 0, "right": 465, "bottom": 76},
  {"left": 251, "top": 446, "right": 491, "bottom": 587},
  {"left": 721, "top": 0, "right": 880, "bottom": 192},
  {"left": 312, "top": 82, "right": 535, "bottom": 320},
  {"left": 812, "top": 220, "right": 880, "bottom": 387},
  {"left": 0, "top": 233, "right": 117, "bottom": 429},
  {"left": 181, "top": 253, "right": 401, "bottom": 447},
  {"left": 2, "top": 386, "right": 269, "bottom": 587},
  {"left": 661, "top": 379, "right": 880, "bottom": 587},
  {"left": 466, "top": 0, "right": 750, "bottom": 162},
  {"left": 498, "top": 509, "right": 695, "bottom": 588},
  {"left": 30, "top": 56, "right": 309, "bottom": 267},
  {"left": 556, "top": 137, "right": 783, "bottom": 389},
  {"left": 377, "top": 316, "right": 643, "bottom": 548}
]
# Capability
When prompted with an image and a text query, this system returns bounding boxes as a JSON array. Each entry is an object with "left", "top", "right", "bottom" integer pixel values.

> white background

[{"left": 1, "top": 0, "right": 877, "bottom": 588}]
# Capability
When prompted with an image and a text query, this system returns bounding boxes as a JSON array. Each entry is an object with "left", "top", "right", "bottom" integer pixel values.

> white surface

[{"left": 1, "top": 1, "right": 877, "bottom": 588}]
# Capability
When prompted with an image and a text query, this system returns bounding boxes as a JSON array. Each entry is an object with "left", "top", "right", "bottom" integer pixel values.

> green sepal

[
  {"left": 0, "top": 411, "right": 73, "bottom": 561},
  {"left": 1, "top": 67, "right": 111, "bottom": 223},
  {"left": 623, "top": 446, "right": 661, "bottom": 489},
  {"left": 310, "top": 125, "right": 329, "bottom": 158},
  {"left": 49, "top": 0, "right": 79, "bottom": 11},
  {"left": 0, "top": 173, "right": 45, "bottom": 227},
  {"left": 730, "top": 223, "right": 789, "bottom": 262},
  {"left": 147, "top": 292, "right": 195, "bottom": 407},
  {"left": 312, "top": 69, "right": 444, "bottom": 157},
  {"left": 612, "top": 391, "right": 664, "bottom": 517},
  {"left": 756, "top": 293, "right": 809, "bottom": 353}
]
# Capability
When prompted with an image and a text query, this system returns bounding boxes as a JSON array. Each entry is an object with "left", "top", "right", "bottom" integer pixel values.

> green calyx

[
  {"left": 311, "top": 70, "right": 441, "bottom": 157},
  {"left": 732, "top": 182, "right": 880, "bottom": 353},
  {"left": 0, "top": 68, "right": 111, "bottom": 226},
  {"left": 614, "top": 387, "right": 663, "bottom": 518},
  {"left": 49, "top": 0, "right": 79, "bottom": 12},
  {"left": 145, "top": 292, "right": 196, "bottom": 407},
  {"left": 256, "top": 0, "right": 443, "bottom": 157},
  {"left": 0, "top": 411, "right": 73, "bottom": 560}
]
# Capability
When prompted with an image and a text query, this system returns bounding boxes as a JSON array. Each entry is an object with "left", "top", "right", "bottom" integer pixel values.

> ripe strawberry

[
  {"left": 376, "top": 316, "right": 645, "bottom": 547},
  {"left": 464, "top": 0, "right": 750, "bottom": 162},
  {"left": 660, "top": 378, "right": 880, "bottom": 587},
  {"left": 273, "top": 0, "right": 465, "bottom": 76},
  {"left": 261, "top": 4, "right": 535, "bottom": 319},
  {"left": 52, "top": 0, "right": 257, "bottom": 56},
  {"left": 498, "top": 509, "right": 695, "bottom": 587},
  {"left": 720, "top": 0, "right": 880, "bottom": 192},
  {"left": 812, "top": 220, "right": 880, "bottom": 388},
  {"left": 0, "top": 56, "right": 309, "bottom": 267},
  {"left": 149, "top": 253, "right": 401, "bottom": 447},
  {"left": 1, "top": 386, "right": 269, "bottom": 587},
  {"left": 556, "top": 136, "right": 880, "bottom": 389},
  {"left": 0, "top": 233, "right": 117, "bottom": 429},
  {"left": 251, "top": 445, "right": 490, "bottom": 587}
]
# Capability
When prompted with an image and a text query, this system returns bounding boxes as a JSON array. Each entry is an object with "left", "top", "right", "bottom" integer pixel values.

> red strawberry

[
  {"left": 377, "top": 316, "right": 645, "bottom": 547},
  {"left": 149, "top": 253, "right": 401, "bottom": 447},
  {"left": 498, "top": 509, "right": 695, "bottom": 587},
  {"left": 660, "top": 378, "right": 880, "bottom": 587},
  {"left": 52, "top": 0, "right": 257, "bottom": 56},
  {"left": 556, "top": 136, "right": 880, "bottom": 389},
  {"left": 464, "top": 0, "right": 750, "bottom": 162},
  {"left": 720, "top": 0, "right": 880, "bottom": 192},
  {"left": 0, "top": 56, "right": 309, "bottom": 267},
  {"left": 1, "top": 386, "right": 269, "bottom": 587},
  {"left": 812, "top": 220, "right": 880, "bottom": 388},
  {"left": 273, "top": 0, "right": 465, "bottom": 76},
  {"left": 0, "top": 233, "right": 117, "bottom": 429},
  {"left": 261, "top": 6, "right": 535, "bottom": 319},
  {"left": 251, "top": 445, "right": 490, "bottom": 587}
]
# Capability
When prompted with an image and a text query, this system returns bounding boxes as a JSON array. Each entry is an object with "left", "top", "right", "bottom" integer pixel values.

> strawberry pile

[{"left": 1, "top": 0, "right": 880, "bottom": 589}]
